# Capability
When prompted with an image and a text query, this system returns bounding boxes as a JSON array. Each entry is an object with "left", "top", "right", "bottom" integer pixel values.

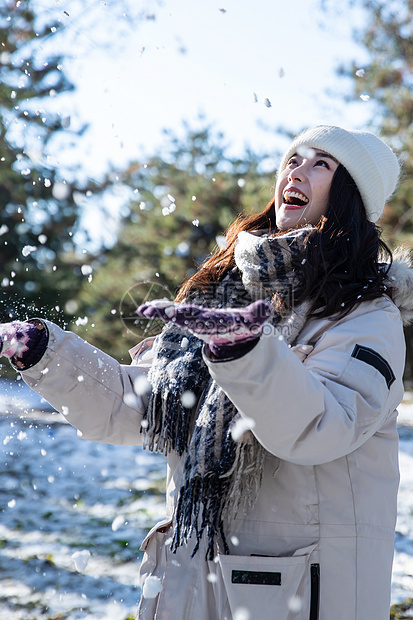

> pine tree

[
  {"left": 339, "top": 0, "right": 413, "bottom": 380},
  {"left": 338, "top": 0, "right": 413, "bottom": 246},
  {"left": 0, "top": 0, "right": 106, "bottom": 324}
]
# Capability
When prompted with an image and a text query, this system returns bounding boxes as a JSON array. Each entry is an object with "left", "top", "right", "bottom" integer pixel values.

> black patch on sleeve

[
  {"left": 351, "top": 344, "right": 395, "bottom": 389},
  {"left": 231, "top": 570, "right": 281, "bottom": 586}
]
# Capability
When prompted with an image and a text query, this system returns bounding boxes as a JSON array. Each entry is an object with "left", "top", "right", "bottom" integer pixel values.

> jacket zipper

[{"left": 309, "top": 563, "right": 320, "bottom": 620}]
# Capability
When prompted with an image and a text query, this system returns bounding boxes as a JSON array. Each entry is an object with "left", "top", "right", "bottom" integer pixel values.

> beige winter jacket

[{"left": 21, "top": 290, "right": 407, "bottom": 620}]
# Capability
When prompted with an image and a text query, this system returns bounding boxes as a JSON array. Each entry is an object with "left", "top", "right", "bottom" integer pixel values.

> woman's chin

[{"left": 276, "top": 210, "right": 305, "bottom": 231}]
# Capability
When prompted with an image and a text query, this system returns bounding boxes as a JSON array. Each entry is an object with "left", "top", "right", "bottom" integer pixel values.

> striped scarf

[{"left": 142, "top": 227, "right": 312, "bottom": 558}]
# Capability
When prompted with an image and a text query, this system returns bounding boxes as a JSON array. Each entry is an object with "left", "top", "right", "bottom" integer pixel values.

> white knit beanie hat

[{"left": 279, "top": 125, "right": 400, "bottom": 222}]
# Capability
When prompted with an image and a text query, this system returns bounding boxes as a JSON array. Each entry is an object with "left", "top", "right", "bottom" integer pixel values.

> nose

[{"left": 288, "top": 161, "right": 308, "bottom": 183}]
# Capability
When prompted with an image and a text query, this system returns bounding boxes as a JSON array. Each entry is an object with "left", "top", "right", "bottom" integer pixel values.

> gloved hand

[
  {"left": 137, "top": 300, "right": 272, "bottom": 359},
  {"left": 0, "top": 320, "right": 48, "bottom": 369}
]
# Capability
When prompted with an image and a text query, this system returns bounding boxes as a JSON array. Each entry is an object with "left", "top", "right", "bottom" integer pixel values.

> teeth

[{"left": 284, "top": 191, "right": 309, "bottom": 203}]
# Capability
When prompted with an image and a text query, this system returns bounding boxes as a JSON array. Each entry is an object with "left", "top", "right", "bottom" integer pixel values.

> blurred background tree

[
  {"left": 0, "top": 1, "right": 111, "bottom": 327},
  {"left": 337, "top": 0, "right": 413, "bottom": 245},
  {"left": 74, "top": 124, "right": 277, "bottom": 361},
  {"left": 336, "top": 0, "right": 413, "bottom": 381}
]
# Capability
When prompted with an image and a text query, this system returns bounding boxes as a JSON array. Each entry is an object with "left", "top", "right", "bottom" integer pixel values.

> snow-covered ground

[
  {"left": 0, "top": 378, "right": 166, "bottom": 620},
  {"left": 0, "top": 378, "right": 413, "bottom": 619}
]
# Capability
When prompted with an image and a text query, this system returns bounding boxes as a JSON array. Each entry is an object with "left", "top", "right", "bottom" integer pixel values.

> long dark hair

[
  {"left": 176, "top": 164, "right": 392, "bottom": 318},
  {"left": 297, "top": 164, "right": 392, "bottom": 318}
]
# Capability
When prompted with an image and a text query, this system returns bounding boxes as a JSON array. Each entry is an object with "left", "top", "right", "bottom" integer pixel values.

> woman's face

[{"left": 275, "top": 148, "right": 339, "bottom": 231}]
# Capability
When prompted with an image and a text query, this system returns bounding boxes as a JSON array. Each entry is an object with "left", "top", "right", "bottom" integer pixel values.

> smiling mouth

[{"left": 283, "top": 190, "right": 309, "bottom": 208}]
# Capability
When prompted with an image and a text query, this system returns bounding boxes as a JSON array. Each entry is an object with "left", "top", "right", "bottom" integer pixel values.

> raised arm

[
  {"left": 1, "top": 320, "right": 154, "bottom": 445},
  {"left": 204, "top": 298, "right": 405, "bottom": 464},
  {"left": 137, "top": 296, "right": 405, "bottom": 464}
]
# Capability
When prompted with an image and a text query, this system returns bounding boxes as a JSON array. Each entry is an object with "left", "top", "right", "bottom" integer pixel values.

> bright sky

[{"left": 37, "top": 0, "right": 373, "bottom": 178}]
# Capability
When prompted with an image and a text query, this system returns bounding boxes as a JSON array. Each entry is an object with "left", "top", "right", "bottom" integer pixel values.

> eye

[
  {"left": 287, "top": 157, "right": 299, "bottom": 167},
  {"left": 315, "top": 159, "right": 330, "bottom": 169}
]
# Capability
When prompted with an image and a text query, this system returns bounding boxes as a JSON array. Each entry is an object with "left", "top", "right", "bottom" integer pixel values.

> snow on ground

[
  {"left": 0, "top": 379, "right": 413, "bottom": 618},
  {"left": 0, "top": 377, "right": 166, "bottom": 620}
]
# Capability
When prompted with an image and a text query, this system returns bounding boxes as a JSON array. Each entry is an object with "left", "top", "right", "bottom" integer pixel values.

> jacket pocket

[
  {"left": 137, "top": 518, "right": 173, "bottom": 618},
  {"left": 214, "top": 544, "right": 318, "bottom": 620}
]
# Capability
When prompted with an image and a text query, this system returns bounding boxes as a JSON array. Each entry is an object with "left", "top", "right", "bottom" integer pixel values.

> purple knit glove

[
  {"left": 0, "top": 320, "right": 48, "bottom": 369},
  {"left": 137, "top": 300, "right": 272, "bottom": 358}
]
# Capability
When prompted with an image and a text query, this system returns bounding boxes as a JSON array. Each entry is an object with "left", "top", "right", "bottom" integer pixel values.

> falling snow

[
  {"left": 233, "top": 608, "right": 251, "bottom": 620},
  {"left": 52, "top": 181, "right": 70, "bottom": 200},
  {"left": 81, "top": 264, "right": 93, "bottom": 276},
  {"left": 288, "top": 595, "right": 303, "bottom": 612},
  {"left": 180, "top": 390, "right": 196, "bottom": 408},
  {"left": 123, "top": 392, "right": 139, "bottom": 408},
  {"left": 111, "top": 515, "right": 126, "bottom": 532},
  {"left": 297, "top": 145, "right": 316, "bottom": 159},
  {"left": 230, "top": 415, "right": 255, "bottom": 441},
  {"left": 161, "top": 203, "right": 176, "bottom": 216},
  {"left": 133, "top": 375, "right": 151, "bottom": 396},
  {"left": 71, "top": 550, "right": 91, "bottom": 573},
  {"left": 22, "top": 245, "right": 37, "bottom": 257},
  {"left": 142, "top": 575, "right": 163, "bottom": 598}
]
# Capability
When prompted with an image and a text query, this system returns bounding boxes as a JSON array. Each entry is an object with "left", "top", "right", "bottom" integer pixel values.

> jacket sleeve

[
  {"left": 21, "top": 320, "right": 154, "bottom": 446},
  {"left": 204, "top": 298, "right": 405, "bottom": 465}
]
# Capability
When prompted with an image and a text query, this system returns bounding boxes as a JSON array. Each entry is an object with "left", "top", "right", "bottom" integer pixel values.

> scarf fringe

[
  {"left": 171, "top": 473, "right": 231, "bottom": 560},
  {"left": 170, "top": 436, "right": 267, "bottom": 560},
  {"left": 223, "top": 436, "right": 266, "bottom": 520},
  {"left": 143, "top": 390, "right": 197, "bottom": 456},
  {"left": 142, "top": 329, "right": 210, "bottom": 456}
]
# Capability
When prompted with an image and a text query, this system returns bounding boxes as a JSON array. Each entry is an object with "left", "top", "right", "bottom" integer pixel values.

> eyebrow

[
  {"left": 291, "top": 151, "right": 339, "bottom": 164},
  {"left": 315, "top": 151, "right": 339, "bottom": 164}
]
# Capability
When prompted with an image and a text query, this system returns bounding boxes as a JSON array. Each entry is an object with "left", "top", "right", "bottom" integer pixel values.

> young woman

[{"left": 1, "top": 125, "right": 412, "bottom": 620}]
